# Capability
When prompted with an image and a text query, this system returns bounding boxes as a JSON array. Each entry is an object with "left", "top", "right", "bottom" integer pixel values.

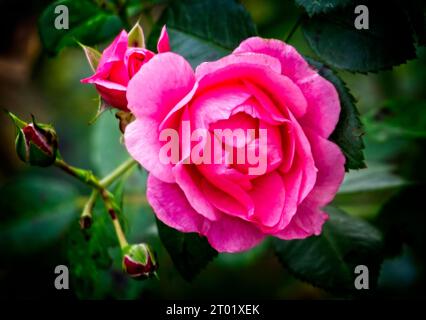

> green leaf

[
  {"left": 302, "top": 0, "right": 416, "bottom": 72},
  {"left": 306, "top": 57, "right": 365, "bottom": 169},
  {"left": 148, "top": 0, "right": 257, "bottom": 67},
  {"left": 273, "top": 207, "right": 384, "bottom": 293},
  {"left": 67, "top": 198, "right": 118, "bottom": 299},
  {"left": 333, "top": 189, "right": 397, "bottom": 221},
  {"left": 366, "top": 99, "right": 426, "bottom": 139},
  {"left": 339, "top": 162, "right": 406, "bottom": 193},
  {"left": 39, "top": 0, "right": 123, "bottom": 55},
  {"left": 216, "top": 240, "right": 269, "bottom": 268},
  {"left": 375, "top": 186, "right": 426, "bottom": 258},
  {"left": 90, "top": 111, "right": 129, "bottom": 177},
  {"left": 333, "top": 162, "right": 406, "bottom": 220},
  {"left": 0, "top": 177, "right": 78, "bottom": 255},
  {"left": 156, "top": 219, "right": 218, "bottom": 281},
  {"left": 295, "top": 0, "right": 353, "bottom": 16}
]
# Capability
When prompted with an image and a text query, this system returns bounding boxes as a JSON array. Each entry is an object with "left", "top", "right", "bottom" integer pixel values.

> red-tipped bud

[
  {"left": 122, "top": 243, "right": 158, "bottom": 279},
  {"left": 9, "top": 112, "right": 58, "bottom": 167}
]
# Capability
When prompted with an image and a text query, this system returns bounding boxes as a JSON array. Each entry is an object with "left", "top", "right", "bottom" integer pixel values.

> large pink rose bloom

[
  {"left": 124, "top": 37, "right": 345, "bottom": 253},
  {"left": 81, "top": 26, "right": 170, "bottom": 111}
]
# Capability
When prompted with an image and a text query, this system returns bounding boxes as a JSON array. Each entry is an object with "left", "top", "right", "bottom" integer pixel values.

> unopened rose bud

[
  {"left": 9, "top": 112, "right": 58, "bottom": 167},
  {"left": 122, "top": 243, "right": 158, "bottom": 279}
]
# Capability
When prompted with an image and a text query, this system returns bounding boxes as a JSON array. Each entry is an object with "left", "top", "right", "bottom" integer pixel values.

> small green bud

[
  {"left": 122, "top": 243, "right": 158, "bottom": 279},
  {"left": 9, "top": 112, "right": 58, "bottom": 167}
]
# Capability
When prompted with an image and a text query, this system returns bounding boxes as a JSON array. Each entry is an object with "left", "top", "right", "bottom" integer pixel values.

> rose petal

[
  {"left": 172, "top": 162, "right": 221, "bottom": 221},
  {"left": 147, "top": 174, "right": 207, "bottom": 233},
  {"left": 157, "top": 25, "right": 171, "bottom": 53},
  {"left": 98, "top": 30, "right": 128, "bottom": 66},
  {"left": 94, "top": 84, "right": 127, "bottom": 110},
  {"left": 124, "top": 118, "right": 175, "bottom": 183},
  {"left": 206, "top": 215, "right": 265, "bottom": 253},
  {"left": 285, "top": 111, "right": 317, "bottom": 203},
  {"left": 195, "top": 53, "right": 307, "bottom": 119},
  {"left": 235, "top": 122, "right": 283, "bottom": 176},
  {"left": 198, "top": 128, "right": 255, "bottom": 217},
  {"left": 248, "top": 171, "right": 285, "bottom": 228},
  {"left": 234, "top": 37, "right": 340, "bottom": 137},
  {"left": 279, "top": 120, "right": 296, "bottom": 173},
  {"left": 277, "top": 155, "right": 304, "bottom": 231},
  {"left": 148, "top": 174, "right": 264, "bottom": 253},
  {"left": 274, "top": 129, "right": 345, "bottom": 239},
  {"left": 303, "top": 128, "right": 346, "bottom": 206},
  {"left": 125, "top": 48, "right": 155, "bottom": 78},
  {"left": 200, "top": 166, "right": 255, "bottom": 219},
  {"left": 298, "top": 74, "right": 340, "bottom": 139},
  {"left": 189, "top": 83, "right": 251, "bottom": 130},
  {"left": 232, "top": 97, "right": 280, "bottom": 125},
  {"left": 209, "top": 111, "right": 258, "bottom": 149},
  {"left": 258, "top": 121, "right": 283, "bottom": 173},
  {"left": 82, "top": 75, "right": 127, "bottom": 89},
  {"left": 107, "top": 61, "right": 129, "bottom": 85},
  {"left": 126, "top": 52, "right": 195, "bottom": 120},
  {"left": 196, "top": 52, "right": 282, "bottom": 81},
  {"left": 242, "top": 80, "right": 286, "bottom": 124},
  {"left": 274, "top": 199, "right": 328, "bottom": 240}
]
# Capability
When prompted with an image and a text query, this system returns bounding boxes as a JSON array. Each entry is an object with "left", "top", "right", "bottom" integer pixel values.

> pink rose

[
  {"left": 81, "top": 26, "right": 170, "bottom": 111},
  {"left": 124, "top": 37, "right": 345, "bottom": 253}
]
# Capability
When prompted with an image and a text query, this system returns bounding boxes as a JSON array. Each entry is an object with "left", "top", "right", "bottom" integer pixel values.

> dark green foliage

[
  {"left": 0, "top": 177, "right": 78, "bottom": 255},
  {"left": 156, "top": 219, "right": 218, "bottom": 281},
  {"left": 148, "top": 0, "right": 257, "bottom": 67},
  {"left": 273, "top": 207, "right": 384, "bottom": 293},
  {"left": 295, "top": 0, "right": 353, "bottom": 16},
  {"left": 39, "top": 0, "right": 123, "bottom": 55},
  {"left": 303, "top": 0, "right": 417, "bottom": 72}
]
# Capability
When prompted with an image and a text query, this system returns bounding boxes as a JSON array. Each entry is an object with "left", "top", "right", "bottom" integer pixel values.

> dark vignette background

[{"left": 0, "top": 0, "right": 425, "bottom": 299}]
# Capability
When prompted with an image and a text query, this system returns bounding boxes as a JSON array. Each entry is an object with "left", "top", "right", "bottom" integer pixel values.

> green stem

[
  {"left": 100, "top": 158, "right": 137, "bottom": 187},
  {"left": 80, "top": 190, "right": 98, "bottom": 229},
  {"left": 285, "top": 16, "right": 303, "bottom": 43},
  {"left": 100, "top": 189, "right": 128, "bottom": 249},
  {"left": 55, "top": 157, "right": 136, "bottom": 247},
  {"left": 78, "top": 158, "right": 137, "bottom": 229},
  {"left": 55, "top": 158, "right": 102, "bottom": 189}
]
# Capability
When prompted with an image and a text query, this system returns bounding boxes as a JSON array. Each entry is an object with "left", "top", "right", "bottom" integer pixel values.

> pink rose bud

[
  {"left": 81, "top": 23, "right": 170, "bottom": 111},
  {"left": 122, "top": 243, "right": 158, "bottom": 279},
  {"left": 8, "top": 112, "right": 58, "bottom": 167}
]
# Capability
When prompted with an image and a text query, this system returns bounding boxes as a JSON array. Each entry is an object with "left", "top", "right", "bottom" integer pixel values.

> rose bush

[
  {"left": 81, "top": 26, "right": 170, "bottom": 111},
  {"left": 124, "top": 37, "right": 346, "bottom": 253}
]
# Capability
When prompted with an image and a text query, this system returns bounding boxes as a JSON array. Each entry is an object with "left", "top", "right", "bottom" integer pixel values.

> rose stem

[{"left": 54, "top": 157, "right": 137, "bottom": 247}]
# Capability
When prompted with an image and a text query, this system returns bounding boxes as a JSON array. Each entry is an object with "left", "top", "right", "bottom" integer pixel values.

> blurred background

[{"left": 0, "top": 0, "right": 425, "bottom": 299}]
